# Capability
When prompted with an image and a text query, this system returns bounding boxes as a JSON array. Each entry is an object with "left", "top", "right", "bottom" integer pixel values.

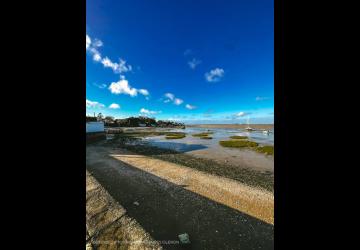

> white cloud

[
  {"left": 87, "top": 46, "right": 102, "bottom": 61},
  {"left": 164, "top": 93, "right": 175, "bottom": 101},
  {"left": 86, "top": 99, "right": 105, "bottom": 108},
  {"left": 108, "top": 76, "right": 149, "bottom": 97},
  {"left": 205, "top": 68, "right": 224, "bottom": 82},
  {"left": 255, "top": 96, "right": 270, "bottom": 101},
  {"left": 140, "top": 108, "right": 161, "bottom": 115},
  {"left": 236, "top": 112, "right": 246, "bottom": 117},
  {"left": 86, "top": 35, "right": 91, "bottom": 49},
  {"left": 233, "top": 112, "right": 252, "bottom": 118},
  {"left": 188, "top": 58, "right": 201, "bottom": 69},
  {"left": 101, "top": 57, "right": 132, "bottom": 73},
  {"left": 100, "top": 57, "right": 132, "bottom": 73},
  {"left": 93, "top": 39, "right": 103, "bottom": 47},
  {"left": 174, "top": 98, "right": 183, "bottom": 105},
  {"left": 86, "top": 34, "right": 132, "bottom": 74},
  {"left": 118, "top": 59, "right": 132, "bottom": 73},
  {"left": 138, "top": 89, "right": 149, "bottom": 96},
  {"left": 109, "top": 103, "right": 120, "bottom": 109},
  {"left": 86, "top": 35, "right": 102, "bottom": 62},
  {"left": 185, "top": 104, "right": 197, "bottom": 110},
  {"left": 108, "top": 77, "right": 138, "bottom": 96},
  {"left": 93, "top": 52, "right": 102, "bottom": 62},
  {"left": 101, "top": 57, "right": 116, "bottom": 69},
  {"left": 163, "top": 93, "right": 184, "bottom": 106}
]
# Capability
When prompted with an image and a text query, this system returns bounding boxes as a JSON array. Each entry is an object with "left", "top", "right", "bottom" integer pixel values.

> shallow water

[{"left": 139, "top": 127, "right": 274, "bottom": 172}]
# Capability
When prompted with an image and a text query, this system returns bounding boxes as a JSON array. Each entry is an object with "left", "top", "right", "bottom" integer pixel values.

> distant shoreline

[{"left": 187, "top": 124, "right": 274, "bottom": 129}]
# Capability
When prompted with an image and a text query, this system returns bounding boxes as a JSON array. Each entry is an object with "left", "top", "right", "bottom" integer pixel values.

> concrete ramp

[{"left": 86, "top": 170, "right": 162, "bottom": 250}]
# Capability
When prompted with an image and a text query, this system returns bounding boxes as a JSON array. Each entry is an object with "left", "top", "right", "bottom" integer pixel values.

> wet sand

[
  {"left": 143, "top": 133, "right": 274, "bottom": 173},
  {"left": 107, "top": 126, "right": 274, "bottom": 173},
  {"left": 189, "top": 147, "right": 273, "bottom": 173}
]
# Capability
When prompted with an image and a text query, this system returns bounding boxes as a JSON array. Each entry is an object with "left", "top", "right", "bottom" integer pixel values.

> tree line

[{"left": 86, "top": 113, "right": 185, "bottom": 128}]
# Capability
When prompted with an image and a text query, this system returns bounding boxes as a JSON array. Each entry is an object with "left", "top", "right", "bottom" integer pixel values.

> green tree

[{"left": 97, "top": 113, "right": 104, "bottom": 121}]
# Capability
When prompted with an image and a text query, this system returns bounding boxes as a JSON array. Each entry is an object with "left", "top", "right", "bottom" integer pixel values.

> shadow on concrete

[{"left": 87, "top": 151, "right": 273, "bottom": 250}]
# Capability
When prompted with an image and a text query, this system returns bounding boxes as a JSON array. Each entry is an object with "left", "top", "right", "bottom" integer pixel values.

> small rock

[
  {"left": 178, "top": 233, "right": 191, "bottom": 244},
  {"left": 133, "top": 201, "right": 140, "bottom": 206}
]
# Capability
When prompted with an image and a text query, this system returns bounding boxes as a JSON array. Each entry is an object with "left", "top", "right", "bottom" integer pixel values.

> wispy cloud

[
  {"left": 86, "top": 35, "right": 91, "bottom": 49},
  {"left": 108, "top": 75, "right": 149, "bottom": 97},
  {"left": 140, "top": 108, "right": 161, "bottom": 115},
  {"left": 235, "top": 111, "right": 250, "bottom": 117},
  {"left": 188, "top": 58, "right": 201, "bottom": 69},
  {"left": 232, "top": 111, "right": 252, "bottom": 119},
  {"left": 93, "top": 82, "right": 107, "bottom": 89},
  {"left": 109, "top": 103, "right": 120, "bottom": 109},
  {"left": 138, "top": 89, "right": 149, "bottom": 96},
  {"left": 205, "top": 68, "right": 224, "bottom": 82},
  {"left": 174, "top": 98, "right": 183, "bottom": 105},
  {"left": 86, "top": 34, "right": 132, "bottom": 74},
  {"left": 163, "top": 93, "right": 183, "bottom": 105},
  {"left": 164, "top": 93, "right": 175, "bottom": 101},
  {"left": 255, "top": 96, "right": 270, "bottom": 101},
  {"left": 185, "top": 104, "right": 197, "bottom": 110},
  {"left": 86, "top": 99, "right": 105, "bottom": 108},
  {"left": 86, "top": 34, "right": 102, "bottom": 62},
  {"left": 101, "top": 57, "right": 132, "bottom": 74},
  {"left": 183, "top": 49, "right": 192, "bottom": 56}
]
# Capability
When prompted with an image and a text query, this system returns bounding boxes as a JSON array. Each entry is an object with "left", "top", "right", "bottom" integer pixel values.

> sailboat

[{"left": 245, "top": 116, "right": 254, "bottom": 131}]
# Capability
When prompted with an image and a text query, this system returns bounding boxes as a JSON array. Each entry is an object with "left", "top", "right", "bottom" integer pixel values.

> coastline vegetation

[
  {"left": 255, "top": 146, "right": 274, "bottom": 155},
  {"left": 192, "top": 132, "right": 213, "bottom": 137},
  {"left": 229, "top": 135, "right": 248, "bottom": 139},
  {"left": 165, "top": 133, "right": 186, "bottom": 139},
  {"left": 219, "top": 140, "right": 259, "bottom": 148},
  {"left": 219, "top": 138, "right": 274, "bottom": 156},
  {"left": 87, "top": 114, "right": 185, "bottom": 128}
]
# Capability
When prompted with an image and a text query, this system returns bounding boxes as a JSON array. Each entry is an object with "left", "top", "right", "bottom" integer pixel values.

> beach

[
  {"left": 138, "top": 126, "right": 274, "bottom": 173},
  {"left": 87, "top": 126, "right": 274, "bottom": 248}
]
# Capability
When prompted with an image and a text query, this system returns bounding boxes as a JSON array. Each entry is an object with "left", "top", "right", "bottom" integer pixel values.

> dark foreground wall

[{"left": 86, "top": 132, "right": 106, "bottom": 144}]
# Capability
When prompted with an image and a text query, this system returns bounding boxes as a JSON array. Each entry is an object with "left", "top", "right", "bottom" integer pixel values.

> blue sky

[{"left": 86, "top": 0, "right": 274, "bottom": 124}]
